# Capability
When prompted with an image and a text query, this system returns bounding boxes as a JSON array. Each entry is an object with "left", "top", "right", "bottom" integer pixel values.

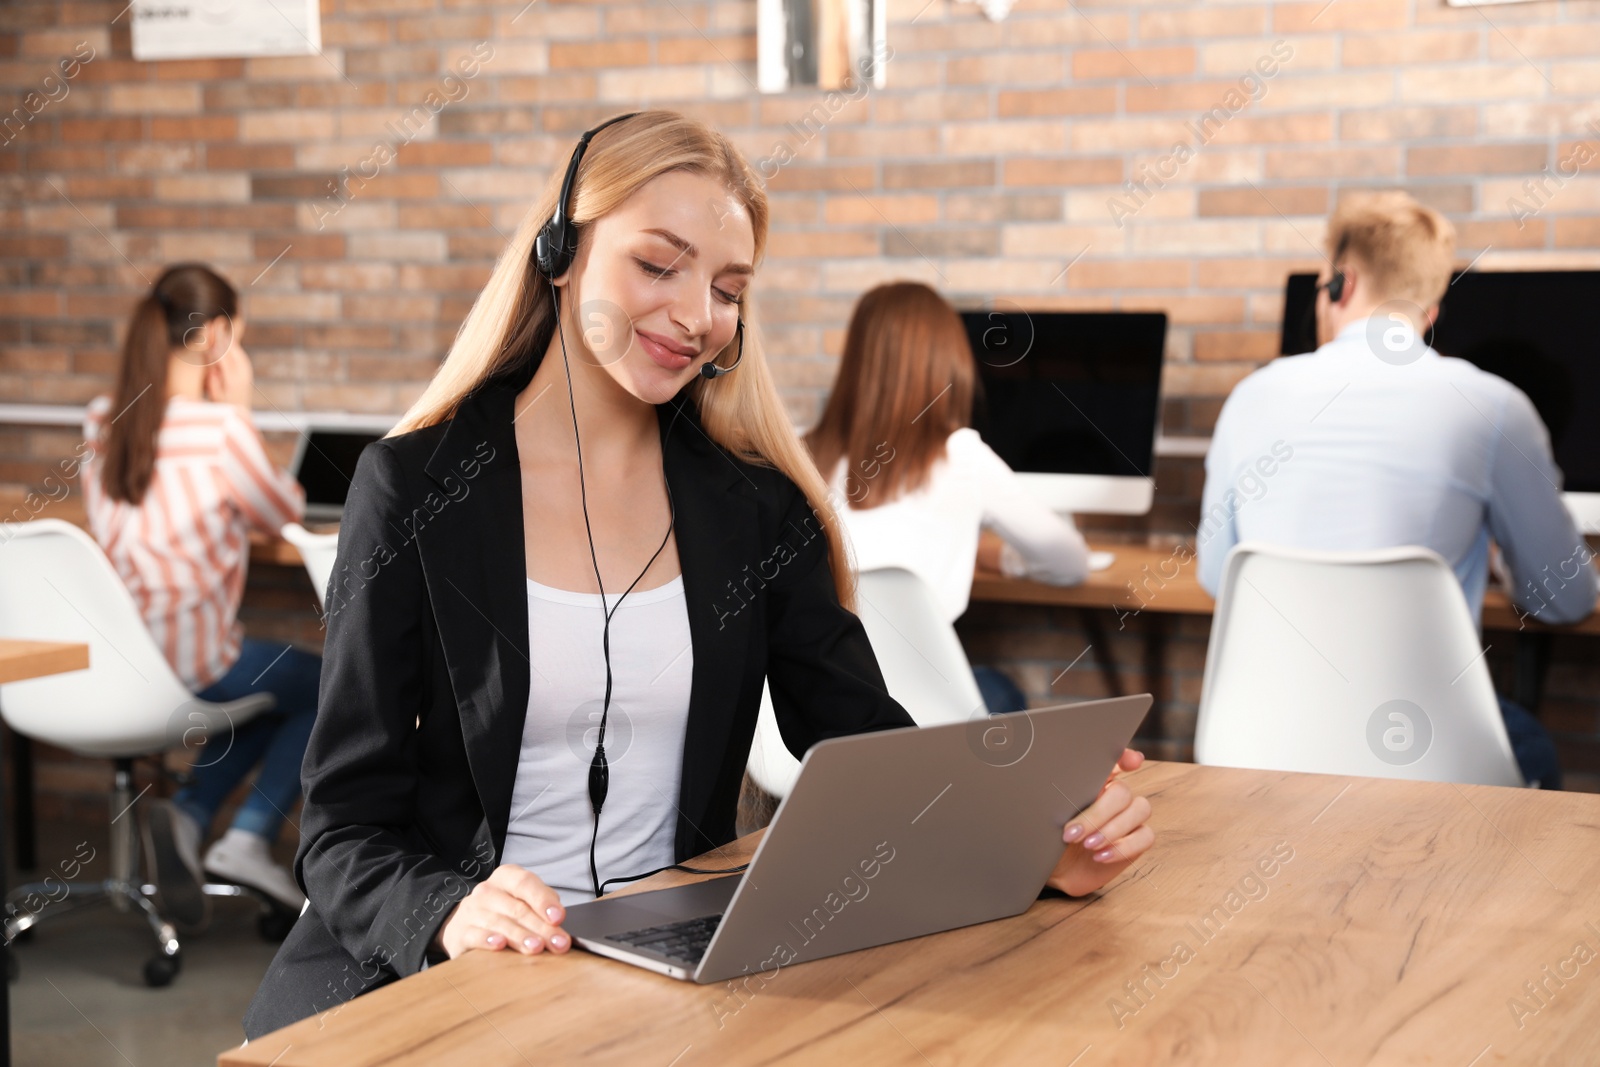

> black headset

[
  {"left": 532, "top": 113, "right": 747, "bottom": 898},
  {"left": 1318, "top": 236, "right": 1349, "bottom": 305},
  {"left": 534, "top": 112, "right": 744, "bottom": 380}
]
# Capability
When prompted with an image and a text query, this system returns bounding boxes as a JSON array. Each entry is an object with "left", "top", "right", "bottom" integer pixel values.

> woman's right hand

[
  {"left": 433, "top": 864, "right": 571, "bottom": 959},
  {"left": 204, "top": 333, "right": 255, "bottom": 413}
]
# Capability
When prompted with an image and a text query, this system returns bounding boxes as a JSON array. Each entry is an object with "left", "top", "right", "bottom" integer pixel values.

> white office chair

[
  {"left": 747, "top": 567, "right": 987, "bottom": 798},
  {"left": 1195, "top": 542, "right": 1523, "bottom": 788},
  {"left": 280, "top": 523, "right": 340, "bottom": 607},
  {"left": 0, "top": 520, "right": 277, "bottom": 985}
]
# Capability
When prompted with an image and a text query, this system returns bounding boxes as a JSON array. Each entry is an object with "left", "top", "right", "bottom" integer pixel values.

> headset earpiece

[{"left": 534, "top": 111, "right": 640, "bottom": 280}]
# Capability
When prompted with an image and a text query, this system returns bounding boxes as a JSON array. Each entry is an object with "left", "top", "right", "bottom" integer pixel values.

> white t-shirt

[
  {"left": 828, "top": 427, "right": 1090, "bottom": 622},
  {"left": 501, "top": 574, "right": 694, "bottom": 905}
]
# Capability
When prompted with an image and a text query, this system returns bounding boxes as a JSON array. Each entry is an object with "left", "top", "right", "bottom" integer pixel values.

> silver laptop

[
  {"left": 290, "top": 428, "right": 383, "bottom": 522},
  {"left": 562, "top": 694, "right": 1151, "bottom": 983}
]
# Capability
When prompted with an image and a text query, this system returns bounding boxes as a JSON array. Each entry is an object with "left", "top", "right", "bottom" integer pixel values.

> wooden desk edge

[
  {"left": 217, "top": 830, "right": 772, "bottom": 1066},
  {"left": 970, "top": 543, "right": 1600, "bottom": 636},
  {"left": 0, "top": 639, "right": 90, "bottom": 685}
]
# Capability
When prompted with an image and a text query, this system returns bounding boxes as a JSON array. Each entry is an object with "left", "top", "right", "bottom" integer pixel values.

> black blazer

[{"left": 244, "top": 353, "right": 913, "bottom": 1037}]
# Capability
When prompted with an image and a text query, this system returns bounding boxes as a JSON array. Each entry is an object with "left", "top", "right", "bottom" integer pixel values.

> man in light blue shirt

[{"left": 1199, "top": 191, "right": 1596, "bottom": 787}]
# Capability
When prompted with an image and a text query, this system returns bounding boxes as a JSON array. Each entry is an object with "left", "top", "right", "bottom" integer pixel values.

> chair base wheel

[{"left": 143, "top": 952, "right": 181, "bottom": 988}]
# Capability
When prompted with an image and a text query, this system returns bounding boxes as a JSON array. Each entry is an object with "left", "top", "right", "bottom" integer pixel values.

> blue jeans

[
  {"left": 1500, "top": 697, "right": 1561, "bottom": 790},
  {"left": 973, "top": 665, "right": 1027, "bottom": 716},
  {"left": 173, "top": 638, "right": 322, "bottom": 842}
]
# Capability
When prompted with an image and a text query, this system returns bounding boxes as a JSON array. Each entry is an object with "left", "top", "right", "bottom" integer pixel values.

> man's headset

[
  {"left": 1307, "top": 234, "right": 1439, "bottom": 350},
  {"left": 1317, "top": 235, "right": 1349, "bottom": 304},
  {"left": 532, "top": 112, "right": 748, "bottom": 898},
  {"left": 1319, "top": 269, "right": 1346, "bottom": 304}
]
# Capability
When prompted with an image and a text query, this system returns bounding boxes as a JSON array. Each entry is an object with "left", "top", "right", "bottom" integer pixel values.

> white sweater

[{"left": 826, "top": 428, "right": 1090, "bottom": 622}]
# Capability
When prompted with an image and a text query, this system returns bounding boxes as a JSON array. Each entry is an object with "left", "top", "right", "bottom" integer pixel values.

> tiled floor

[{"left": 9, "top": 818, "right": 285, "bottom": 1067}]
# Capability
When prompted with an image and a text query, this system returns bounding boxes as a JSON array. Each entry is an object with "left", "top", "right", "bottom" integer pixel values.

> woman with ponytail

[
  {"left": 244, "top": 111, "right": 1153, "bottom": 1036},
  {"left": 83, "top": 264, "right": 319, "bottom": 928}
]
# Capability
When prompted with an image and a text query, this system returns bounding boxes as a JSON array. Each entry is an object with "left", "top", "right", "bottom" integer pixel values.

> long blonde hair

[{"left": 392, "top": 110, "right": 856, "bottom": 611}]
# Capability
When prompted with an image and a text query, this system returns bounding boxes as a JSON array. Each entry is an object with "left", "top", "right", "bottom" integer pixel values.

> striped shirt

[{"left": 83, "top": 395, "right": 305, "bottom": 691}]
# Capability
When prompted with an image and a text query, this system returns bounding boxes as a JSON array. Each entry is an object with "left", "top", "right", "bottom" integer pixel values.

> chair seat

[{"left": 45, "top": 692, "right": 279, "bottom": 760}]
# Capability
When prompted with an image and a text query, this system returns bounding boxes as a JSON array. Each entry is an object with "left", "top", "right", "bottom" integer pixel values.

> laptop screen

[{"left": 295, "top": 430, "right": 382, "bottom": 510}]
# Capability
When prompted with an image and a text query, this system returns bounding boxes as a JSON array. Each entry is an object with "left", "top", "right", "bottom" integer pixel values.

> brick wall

[{"left": 3, "top": 0, "right": 1599, "bottom": 805}]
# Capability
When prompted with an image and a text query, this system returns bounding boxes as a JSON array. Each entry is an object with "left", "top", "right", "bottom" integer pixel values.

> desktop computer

[
  {"left": 1280, "top": 269, "right": 1600, "bottom": 532},
  {"left": 959, "top": 309, "right": 1167, "bottom": 516}
]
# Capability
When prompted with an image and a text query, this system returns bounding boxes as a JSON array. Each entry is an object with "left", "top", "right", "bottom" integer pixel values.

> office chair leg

[
  {"left": 108, "top": 759, "right": 139, "bottom": 913},
  {"left": 4, "top": 878, "right": 112, "bottom": 941},
  {"left": 121, "top": 881, "right": 181, "bottom": 986},
  {"left": 2, "top": 758, "right": 187, "bottom": 986}
]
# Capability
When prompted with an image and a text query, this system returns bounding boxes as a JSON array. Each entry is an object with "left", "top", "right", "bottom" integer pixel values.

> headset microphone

[{"left": 699, "top": 319, "right": 744, "bottom": 379}]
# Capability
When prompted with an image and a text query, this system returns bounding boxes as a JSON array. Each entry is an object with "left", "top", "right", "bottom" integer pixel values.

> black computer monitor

[
  {"left": 959, "top": 310, "right": 1166, "bottom": 514},
  {"left": 1279, "top": 270, "right": 1600, "bottom": 497}
]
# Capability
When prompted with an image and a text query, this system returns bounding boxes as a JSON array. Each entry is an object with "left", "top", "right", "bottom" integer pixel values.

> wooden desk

[
  {"left": 970, "top": 540, "right": 1600, "bottom": 636},
  {"left": 969, "top": 540, "right": 1600, "bottom": 736},
  {"left": 0, "top": 638, "right": 90, "bottom": 1067},
  {"left": 221, "top": 760, "right": 1600, "bottom": 1066},
  {"left": 1, "top": 638, "right": 94, "bottom": 876},
  {"left": 0, "top": 639, "right": 88, "bottom": 686}
]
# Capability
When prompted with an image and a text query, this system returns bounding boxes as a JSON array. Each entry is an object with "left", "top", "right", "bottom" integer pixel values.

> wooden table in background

[
  {"left": 968, "top": 539, "right": 1600, "bottom": 739},
  {"left": 220, "top": 760, "right": 1600, "bottom": 1066},
  {"left": 0, "top": 639, "right": 88, "bottom": 686},
  {"left": 0, "top": 638, "right": 90, "bottom": 1067}
]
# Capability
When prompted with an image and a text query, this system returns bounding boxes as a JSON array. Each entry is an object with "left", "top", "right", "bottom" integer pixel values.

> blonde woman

[{"left": 244, "top": 111, "right": 1153, "bottom": 1035}]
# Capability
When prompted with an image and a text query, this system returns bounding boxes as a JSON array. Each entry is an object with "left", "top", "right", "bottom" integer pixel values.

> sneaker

[
  {"left": 204, "top": 828, "right": 306, "bottom": 913},
  {"left": 145, "top": 800, "right": 211, "bottom": 933}
]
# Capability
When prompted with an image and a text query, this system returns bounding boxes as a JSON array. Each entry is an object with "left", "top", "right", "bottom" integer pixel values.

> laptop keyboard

[{"left": 609, "top": 913, "right": 723, "bottom": 964}]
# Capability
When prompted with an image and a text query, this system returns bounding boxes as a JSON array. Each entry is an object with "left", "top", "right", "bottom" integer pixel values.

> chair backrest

[
  {"left": 1195, "top": 542, "right": 1523, "bottom": 787},
  {"left": 854, "top": 566, "right": 987, "bottom": 724},
  {"left": 0, "top": 520, "right": 201, "bottom": 756},
  {"left": 280, "top": 523, "right": 340, "bottom": 608},
  {"left": 747, "top": 567, "right": 986, "bottom": 798}
]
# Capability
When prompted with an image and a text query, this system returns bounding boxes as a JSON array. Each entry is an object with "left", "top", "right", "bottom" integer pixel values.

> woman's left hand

[{"left": 1045, "top": 748, "right": 1154, "bottom": 898}]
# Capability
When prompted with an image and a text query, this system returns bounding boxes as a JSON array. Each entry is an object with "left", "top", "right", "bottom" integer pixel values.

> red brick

[
  {"left": 549, "top": 40, "right": 650, "bottom": 69},
  {"left": 1408, "top": 144, "right": 1548, "bottom": 177},
  {"left": 1073, "top": 46, "right": 1196, "bottom": 81},
  {"left": 1068, "top": 260, "right": 1193, "bottom": 290},
  {"left": 1274, "top": 0, "right": 1407, "bottom": 33},
  {"left": 997, "top": 87, "right": 1117, "bottom": 118},
  {"left": 1194, "top": 330, "right": 1282, "bottom": 362},
  {"left": 1343, "top": 29, "right": 1480, "bottom": 66},
  {"left": 1553, "top": 218, "right": 1600, "bottom": 248},
  {"left": 1004, "top": 157, "right": 1123, "bottom": 187},
  {"left": 1199, "top": 186, "right": 1329, "bottom": 217}
]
